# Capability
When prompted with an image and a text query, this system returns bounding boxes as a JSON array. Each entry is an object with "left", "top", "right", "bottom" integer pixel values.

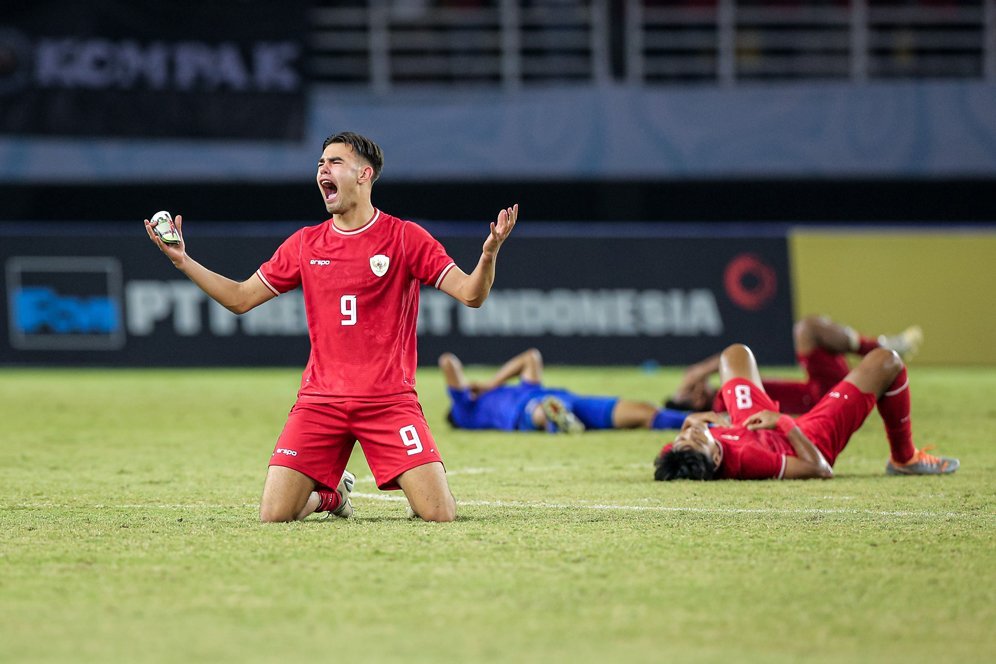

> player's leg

[
  {"left": 843, "top": 349, "right": 957, "bottom": 473},
  {"left": 716, "top": 344, "right": 783, "bottom": 426},
  {"left": 299, "top": 468, "right": 356, "bottom": 520},
  {"left": 610, "top": 399, "right": 687, "bottom": 429},
  {"left": 356, "top": 399, "right": 456, "bottom": 521},
  {"left": 793, "top": 348, "right": 911, "bottom": 467},
  {"left": 795, "top": 314, "right": 922, "bottom": 359},
  {"left": 438, "top": 352, "right": 468, "bottom": 389},
  {"left": 797, "top": 349, "right": 912, "bottom": 468},
  {"left": 611, "top": 399, "right": 657, "bottom": 428},
  {"left": 794, "top": 315, "right": 851, "bottom": 356},
  {"left": 259, "top": 466, "right": 316, "bottom": 522},
  {"left": 718, "top": 344, "right": 763, "bottom": 386},
  {"left": 790, "top": 317, "right": 862, "bottom": 416},
  {"left": 261, "top": 466, "right": 354, "bottom": 522},
  {"left": 793, "top": 315, "right": 878, "bottom": 356},
  {"left": 261, "top": 402, "right": 355, "bottom": 522},
  {"left": 397, "top": 462, "right": 456, "bottom": 522},
  {"left": 840, "top": 347, "right": 901, "bottom": 395}
]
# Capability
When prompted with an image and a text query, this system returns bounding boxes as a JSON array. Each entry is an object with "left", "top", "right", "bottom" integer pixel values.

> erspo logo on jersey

[{"left": 5, "top": 256, "right": 125, "bottom": 350}]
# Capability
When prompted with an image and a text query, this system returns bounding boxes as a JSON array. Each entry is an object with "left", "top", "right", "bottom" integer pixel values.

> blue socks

[{"left": 651, "top": 408, "right": 689, "bottom": 430}]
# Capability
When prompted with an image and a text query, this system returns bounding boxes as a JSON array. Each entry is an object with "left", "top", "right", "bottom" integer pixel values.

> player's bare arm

[
  {"left": 678, "top": 354, "right": 721, "bottom": 392},
  {"left": 144, "top": 213, "right": 275, "bottom": 314},
  {"left": 439, "top": 204, "right": 518, "bottom": 307},
  {"left": 478, "top": 348, "right": 543, "bottom": 393},
  {"left": 438, "top": 353, "right": 469, "bottom": 390},
  {"left": 745, "top": 410, "right": 833, "bottom": 479},
  {"left": 680, "top": 410, "right": 727, "bottom": 430}
]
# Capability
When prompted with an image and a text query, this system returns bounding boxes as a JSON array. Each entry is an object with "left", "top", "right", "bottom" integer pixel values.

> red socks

[
  {"left": 856, "top": 336, "right": 880, "bottom": 356},
  {"left": 877, "top": 367, "right": 915, "bottom": 463},
  {"left": 316, "top": 490, "right": 342, "bottom": 513}
]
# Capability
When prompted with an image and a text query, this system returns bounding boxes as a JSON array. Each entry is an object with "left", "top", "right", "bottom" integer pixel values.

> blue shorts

[{"left": 448, "top": 383, "right": 543, "bottom": 431}]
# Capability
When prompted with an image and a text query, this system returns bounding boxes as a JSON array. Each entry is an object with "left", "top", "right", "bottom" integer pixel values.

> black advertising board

[
  {"left": 0, "top": 223, "right": 795, "bottom": 367},
  {"left": 0, "top": 1, "right": 307, "bottom": 139}
]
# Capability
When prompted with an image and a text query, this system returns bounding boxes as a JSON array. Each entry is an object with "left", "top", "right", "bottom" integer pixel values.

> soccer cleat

[
  {"left": 886, "top": 447, "right": 959, "bottom": 475},
  {"left": 540, "top": 396, "right": 586, "bottom": 434},
  {"left": 330, "top": 470, "right": 356, "bottom": 518},
  {"left": 879, "top": 325, "right": 924, "bottom": 360}
]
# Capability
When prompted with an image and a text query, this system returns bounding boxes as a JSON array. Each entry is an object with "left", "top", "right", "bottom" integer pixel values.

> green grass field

[{"left": 1, "top": 364, "right": 993, "bottom": 663}]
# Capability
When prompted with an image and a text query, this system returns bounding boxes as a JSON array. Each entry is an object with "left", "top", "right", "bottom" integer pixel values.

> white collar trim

[{"left": 331, "top": 209, "right": 381, "bottom": 236}]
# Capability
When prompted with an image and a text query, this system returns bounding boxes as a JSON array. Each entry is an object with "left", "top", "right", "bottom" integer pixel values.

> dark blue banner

[
  {"left": 0, "top": 0, "right": 307, "bottom": 139},
  {"left": 0, "top": 223, "right": 795, "bottom": 367}
]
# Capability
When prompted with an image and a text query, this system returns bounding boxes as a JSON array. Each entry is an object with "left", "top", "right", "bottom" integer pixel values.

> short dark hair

[
  {"left": 654, "top": 448, "right": 717, "bottom": 481},
  {"left": 322, "top": 132, "right": 384, "bottom": 181}
]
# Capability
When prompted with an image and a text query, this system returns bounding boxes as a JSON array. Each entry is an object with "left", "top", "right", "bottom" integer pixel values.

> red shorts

[
  {"left": 715, "top": 348, "right": 852, "bottom": 415},
  {"left": 721, "top": 377, "right": 877, "bottom": 466},
  {"left": 796, "top": 380, "right": 877, "bottom": 465},
  {"left": 798, "top": 347, "right": 851, "bottom": 397},
  {"left": 720, "top": 378, "right": 781, "bottom": 425},
  {"left": 269, "top": 396, "right": 444, "bottom": 491}
]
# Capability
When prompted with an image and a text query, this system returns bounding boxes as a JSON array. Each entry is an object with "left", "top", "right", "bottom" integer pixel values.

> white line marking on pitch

[
  {"left": 351, "top": 492, "right": 968, "bottom": 518},
  {"left": 5, "top": 498, "right": 979, "bottom": 519}
]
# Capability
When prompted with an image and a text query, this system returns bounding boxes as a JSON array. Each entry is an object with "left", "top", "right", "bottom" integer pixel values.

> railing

[{"left": 307, "top": 0, "right": 996, "bottom": 89}]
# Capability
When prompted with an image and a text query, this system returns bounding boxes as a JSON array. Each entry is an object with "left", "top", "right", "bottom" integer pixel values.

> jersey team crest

[{"left": 370, "top": 254, "right": 390, "bottom": 277}]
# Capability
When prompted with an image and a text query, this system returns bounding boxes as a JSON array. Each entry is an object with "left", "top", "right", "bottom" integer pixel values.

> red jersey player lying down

[
  {"left": 654, "top": 343, "right": 959, "bottom": 480},
  {"left": 665, "top": 315, "right": 923, "bottom": 415}
]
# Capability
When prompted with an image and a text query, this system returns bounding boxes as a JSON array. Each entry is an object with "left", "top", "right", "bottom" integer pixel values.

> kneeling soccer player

[{"left": 654, "top": 343, "right": 958, "bottom": 481}]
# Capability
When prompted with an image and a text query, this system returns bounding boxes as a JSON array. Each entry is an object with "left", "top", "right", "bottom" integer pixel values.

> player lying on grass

[
  {"left": 654, "top": 342, "right": 958, "bottom": 480},
  {"left": 439, "top": 348, "right": 689, "bottom": 433},
  {"left": 146, "top": 131, "right": 518, "bottom": 522},
  {"left": 665, "top": 315, "right": 922, "bottom": 415}
]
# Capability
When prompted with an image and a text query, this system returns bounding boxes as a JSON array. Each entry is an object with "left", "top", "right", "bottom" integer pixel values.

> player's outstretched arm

[
  {"left": 439, "top": 204, "right": 518, "bottom": 308},
  {"left": 144, "top": 214, "right": 274, "bottom": 314}
]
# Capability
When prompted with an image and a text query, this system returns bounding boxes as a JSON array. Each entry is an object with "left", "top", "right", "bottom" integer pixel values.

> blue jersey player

[{"left": 439, "top": 349, "right": 689, "bottom": 433}]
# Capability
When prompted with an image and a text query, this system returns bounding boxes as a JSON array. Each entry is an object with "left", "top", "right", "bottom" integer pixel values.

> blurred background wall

[{"left": 2, "top": 0, "right": 995, "bottom": 365}]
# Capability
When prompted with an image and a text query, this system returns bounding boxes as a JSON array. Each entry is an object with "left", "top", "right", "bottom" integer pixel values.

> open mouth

[{"left": 320, "top": 179, "right": 338, "bottom": 202}]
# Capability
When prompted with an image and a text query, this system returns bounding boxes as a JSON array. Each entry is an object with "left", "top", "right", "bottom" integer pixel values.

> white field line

[
  {"left": 4, "top": 468, "right": 986, "bottom": 519},
  {"left": 2, "top": 498, "right": 981, "bottom": 519},
  {"left": 350, "top": 492, "right": 972, "bottom": 518}
]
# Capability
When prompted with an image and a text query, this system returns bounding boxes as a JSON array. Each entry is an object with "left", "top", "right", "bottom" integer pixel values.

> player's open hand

[
  {"left": 483, "top": 204, "right": 518, "bottom": 256},
  {"left": 744, "top": 410, "right": 781, "bottom": 430},
  {"left": 144, "top": 214, "right": 187, "bottom": 266}
]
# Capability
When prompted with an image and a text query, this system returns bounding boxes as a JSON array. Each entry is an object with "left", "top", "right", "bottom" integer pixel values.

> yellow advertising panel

[{"left": 790, "top": 230, "right": 996, "bottom": 365}]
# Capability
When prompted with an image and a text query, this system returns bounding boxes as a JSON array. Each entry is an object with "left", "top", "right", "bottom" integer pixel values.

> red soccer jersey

[
  {"left": 256, "top": 210, "right": 456, "bottom": 400},
  {"left": 659, "top": 429, "right": 793, "bottom": 480},
  {"left": 711, "top": 426, "right": 795, "bottom": 480},
  {"left": 713, "top": 378, "right": 795, "bottom": 479}
]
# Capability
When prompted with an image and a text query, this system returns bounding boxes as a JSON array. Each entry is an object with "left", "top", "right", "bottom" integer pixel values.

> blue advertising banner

[
  {"left": 0, "top": 223, "right": 795, "bottom": 367},
  {"left": 0, "top": 0, "right": 307, "bottom": 139}
]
